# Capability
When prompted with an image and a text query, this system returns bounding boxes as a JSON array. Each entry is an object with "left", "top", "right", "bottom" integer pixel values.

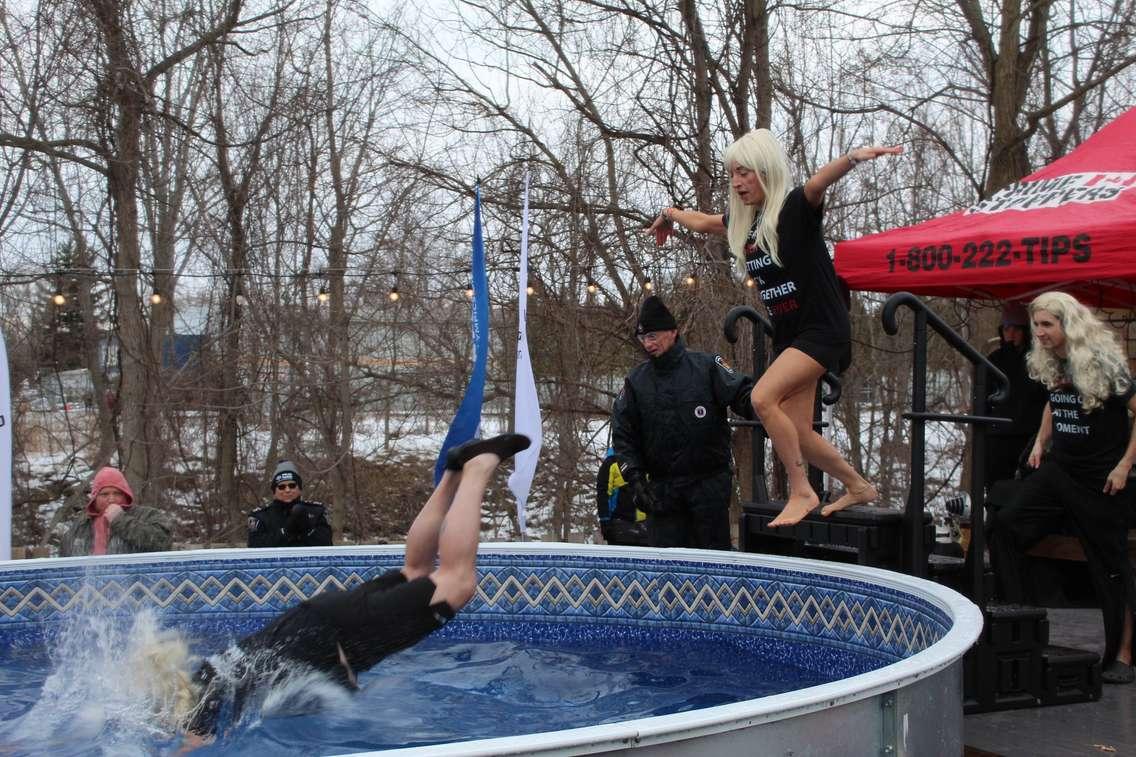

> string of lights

[
  {"left": 4, "top": 266, "right": 491, "bottom": 280},
  {"left": 36, "top": 272, "right": 725, "bottom": 307},
  {"left": 13, "top": 262, "right": 737, "bottom": 307}
]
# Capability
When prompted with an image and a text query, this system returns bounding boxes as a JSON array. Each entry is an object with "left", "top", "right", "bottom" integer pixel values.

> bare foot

[
  {"left": 820, "top": 483, "right": 878, "bottom": 516},
  {"left": 767, "top": 491, "right": 820, "bottom": 528}
]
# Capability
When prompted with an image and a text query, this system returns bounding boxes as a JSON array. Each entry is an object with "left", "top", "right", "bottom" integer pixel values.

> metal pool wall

[{"left": 0, "top": 543, "right": 981, "bottom": 755}]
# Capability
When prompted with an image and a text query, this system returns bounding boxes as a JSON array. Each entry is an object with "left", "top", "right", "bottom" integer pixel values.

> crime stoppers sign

[{"left": 835, "top": 108, "right": 1136, "bottom": 308}]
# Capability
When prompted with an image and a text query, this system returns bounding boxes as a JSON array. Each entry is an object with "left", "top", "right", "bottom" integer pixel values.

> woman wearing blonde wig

[
  {"left": 130, "top": 434, "right": 530, "bottom": 745},
  {"left": 648, "top": 129, "right": 901, "bottom": 526},
  {"left": 989, "top": 291, "right": 1136, "bottom": 683}
]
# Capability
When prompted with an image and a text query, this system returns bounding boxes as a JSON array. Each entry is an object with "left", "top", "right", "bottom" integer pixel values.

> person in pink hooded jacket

[{"left": 59, "top": 467, "right": 174, "bottom": 556}]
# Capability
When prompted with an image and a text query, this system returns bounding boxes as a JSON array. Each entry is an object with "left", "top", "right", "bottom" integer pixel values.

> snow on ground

[{"left": 14, "top": 403, "right": 972, "bottom": 549}]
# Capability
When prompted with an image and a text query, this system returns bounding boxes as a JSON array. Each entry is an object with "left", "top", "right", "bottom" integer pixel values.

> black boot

[{"left": 445, "top": 434, "right": 532, "bottom": 471}]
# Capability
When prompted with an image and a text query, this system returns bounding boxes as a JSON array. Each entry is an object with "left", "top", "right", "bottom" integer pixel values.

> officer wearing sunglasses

[{"left": 247, "top": 460, "right": 333, "bottom": 547}]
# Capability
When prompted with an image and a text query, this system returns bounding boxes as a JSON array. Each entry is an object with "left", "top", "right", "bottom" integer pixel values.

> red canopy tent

[{"left": 835, "top": 107, "right": 1136, "bottom": 308}]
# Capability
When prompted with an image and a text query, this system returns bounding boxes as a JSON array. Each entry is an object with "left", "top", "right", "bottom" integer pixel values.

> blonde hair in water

[{"left": 129, "top": 627, "right": 201, "bottom": 729}]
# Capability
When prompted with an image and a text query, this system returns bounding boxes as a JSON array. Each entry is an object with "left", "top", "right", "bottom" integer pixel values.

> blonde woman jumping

[{"left": 649, "top": 129, "right": 900, "bottom": 527}]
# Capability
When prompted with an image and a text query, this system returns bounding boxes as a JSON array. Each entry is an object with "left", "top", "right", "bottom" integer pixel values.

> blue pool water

[{"left": 0, "top": 615, "right": 836, "bottom": 756}]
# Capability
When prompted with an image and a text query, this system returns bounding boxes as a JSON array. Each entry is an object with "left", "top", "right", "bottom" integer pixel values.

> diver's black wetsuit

[{"left": 186, "top": 570, "right": 455, "bottom": 735}]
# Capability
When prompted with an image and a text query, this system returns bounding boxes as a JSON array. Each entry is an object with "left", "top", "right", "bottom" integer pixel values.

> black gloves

[
  {"left": 284, "top": 502, "right": 320, "bottom": 536},
  {"left": 620, "top": 466, "right": 658, "bottom": 513}
]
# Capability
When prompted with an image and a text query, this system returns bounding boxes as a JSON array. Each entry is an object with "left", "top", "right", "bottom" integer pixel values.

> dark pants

[
  {"left": 989, "top": 463, "right": 1136, "bottom": 665},
  {"left": 645, "top": 470, "right": 733, "bottom": 550}
]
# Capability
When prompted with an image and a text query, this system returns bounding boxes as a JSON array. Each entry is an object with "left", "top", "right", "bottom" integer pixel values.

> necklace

[{"left": 745, "top": 214, "right": 764, "bottom": 253}]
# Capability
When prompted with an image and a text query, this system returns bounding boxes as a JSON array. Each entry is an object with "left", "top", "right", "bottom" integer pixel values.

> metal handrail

[
  {"left": 882, "top": 291, "right": 1010, "bottom": 404},
  {"left": 882, "top": 291, "right": 1011, "bottom": 607}
]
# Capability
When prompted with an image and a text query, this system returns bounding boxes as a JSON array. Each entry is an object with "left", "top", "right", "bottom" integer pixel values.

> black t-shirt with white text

[
  {"left": 735, "top": 187, "right": 850, "bottom": 351},
  {"left": 1048, "top": 376, "right": 1135, "bottom": 488}
]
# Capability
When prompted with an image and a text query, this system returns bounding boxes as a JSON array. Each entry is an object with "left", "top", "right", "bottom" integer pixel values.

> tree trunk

[{"left": 88, "top": 0, "right": 159, "bottom": 501}]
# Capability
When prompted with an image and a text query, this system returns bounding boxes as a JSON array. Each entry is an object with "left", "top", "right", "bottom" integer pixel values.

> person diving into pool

[{"left": 143, "top": 433, "right": 531, "bottom": 745}]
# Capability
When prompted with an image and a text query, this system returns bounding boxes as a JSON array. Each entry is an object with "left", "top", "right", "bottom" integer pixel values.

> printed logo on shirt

[
  {"left": 694, "top": 405, "right": 707, "bottom": 418},
  {"left": 745, "top": 253, "right": 775, "bottom": 283},
  {"left": 746, "top": 246, "right": 800, "bottom": 318},
  {"left": 740, "top": 238, "right": 804, "bottom": 315},
  {"left": 1050, "top": 391, "right": 1092, "bottom": 436}
]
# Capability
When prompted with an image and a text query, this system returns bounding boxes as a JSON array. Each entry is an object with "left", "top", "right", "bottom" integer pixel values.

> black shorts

[
  {"left": 781, "top": 334, "right": 851, "bottom": 375},
  {"left": 312, "top": 571, "right": 455, "bottom": 672},
  {"left": 242, "top": 569, "right": 455, "bottom": 680}
]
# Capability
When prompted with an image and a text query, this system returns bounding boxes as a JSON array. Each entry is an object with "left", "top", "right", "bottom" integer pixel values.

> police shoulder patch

[
  {"left": 714, "top": 355, "right": 735, "bottom": 373},
  {"left": 247, "top": 516, "right": 259, "bottom": 532}
]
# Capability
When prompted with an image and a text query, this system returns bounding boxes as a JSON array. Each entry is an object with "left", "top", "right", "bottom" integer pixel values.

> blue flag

[{"left": 434, "top": 185, "right": 490, "bottom": 483}]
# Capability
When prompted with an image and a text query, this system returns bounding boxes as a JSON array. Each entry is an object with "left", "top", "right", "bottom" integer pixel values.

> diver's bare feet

[
  {"left": 767, "top": 491, "right": 820, "bottom": 528},
  {"left": 821, "top": 483, "right": 878, "bottom": 516}
]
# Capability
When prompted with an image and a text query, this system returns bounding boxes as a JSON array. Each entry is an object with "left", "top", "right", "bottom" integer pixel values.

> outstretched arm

[
  {"left": 646, "top": 208, "right": 727, "bottom": 241},
  {"left": 803, "top": 145, "right": 903, "bottom": 206}
]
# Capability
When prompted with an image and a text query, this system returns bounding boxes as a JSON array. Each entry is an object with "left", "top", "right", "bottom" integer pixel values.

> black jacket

[
  {"left": 987, "top": 342, "right": 1048, "bottom": 437},
  {"left": 247, "top": 499, "right": 333, "bottom": 548},
  {"left": 611, "top": 339, "right": 755, "bottom": 480}
]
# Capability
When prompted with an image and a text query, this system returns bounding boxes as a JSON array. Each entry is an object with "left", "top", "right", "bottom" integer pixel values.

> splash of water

[
  {"left": 5, "top": 606, "right": 355, "bottom": 753},
  {"left": 7, "top": 608, "right": 190, "bottom": 753}
]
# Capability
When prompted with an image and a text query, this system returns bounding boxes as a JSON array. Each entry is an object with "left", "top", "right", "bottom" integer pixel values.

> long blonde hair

[
  {"left": 723, "top": 129, "right": 790, "bottom": 271},
  {"left": 1026, "top": 291, "right": 1131, "bottom": 411},
  {"left": 129, "top": 627, "right": 201, "bottom": 730}
]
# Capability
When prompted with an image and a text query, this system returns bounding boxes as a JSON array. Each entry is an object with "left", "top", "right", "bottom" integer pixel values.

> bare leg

[
  {"left": 428, "top": 452, "right": 500, "bottom": 610},
  {"left": 753, "top": 349, "right": 824, "bottom": 528},
  {"left": 771, "top": 388, "right": 877, "bottom": 516},
  {"left": 401, "top": 470, "right": 462, "bottom": 580},
  {"left": 820, "top": 483, "right": 878, "bottom": 516}
]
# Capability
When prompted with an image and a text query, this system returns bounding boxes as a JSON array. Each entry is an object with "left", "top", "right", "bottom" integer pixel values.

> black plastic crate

[
  {"left": 963, "top": 640, "right": 1043, "bottom": 713},
  {"left": 985, "top": 603, "right": 1049, "bottom": 651},
  {"left": 1039, "top": 645, "right": 1101, "bottom": 706},
  {"left": 739, "top": 501, "right": 932, "bottom": 572}
]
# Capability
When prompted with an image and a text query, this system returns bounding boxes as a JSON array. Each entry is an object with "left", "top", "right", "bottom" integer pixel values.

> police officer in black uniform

[
  {"left": 611, "top": 297, "right": 756, "bottom": 549},
  {"left": 247, "top": 460, "right": 333, "bottom": 547}
]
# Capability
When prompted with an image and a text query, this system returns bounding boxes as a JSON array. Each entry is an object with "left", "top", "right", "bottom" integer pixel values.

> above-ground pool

[{"left": 0, "top": 544, "right": 981, "bottom": 755}]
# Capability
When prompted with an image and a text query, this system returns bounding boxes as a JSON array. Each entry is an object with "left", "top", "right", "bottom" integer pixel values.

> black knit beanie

[{"left": 636, "top": 296, "right": 678, "bottom": 335}]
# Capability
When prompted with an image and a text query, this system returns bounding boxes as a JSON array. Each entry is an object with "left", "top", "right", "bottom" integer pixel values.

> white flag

[
  {"left": 0, "top": 329, "right": 11, "bottom": 560},
  {"left": 508, "top": 172, "right": 542, "bottom": 535}
]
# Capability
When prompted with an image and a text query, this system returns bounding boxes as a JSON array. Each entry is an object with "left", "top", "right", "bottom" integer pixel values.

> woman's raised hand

[{"left": 848, "top": 145, "right": 904, "bottom": 164}]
